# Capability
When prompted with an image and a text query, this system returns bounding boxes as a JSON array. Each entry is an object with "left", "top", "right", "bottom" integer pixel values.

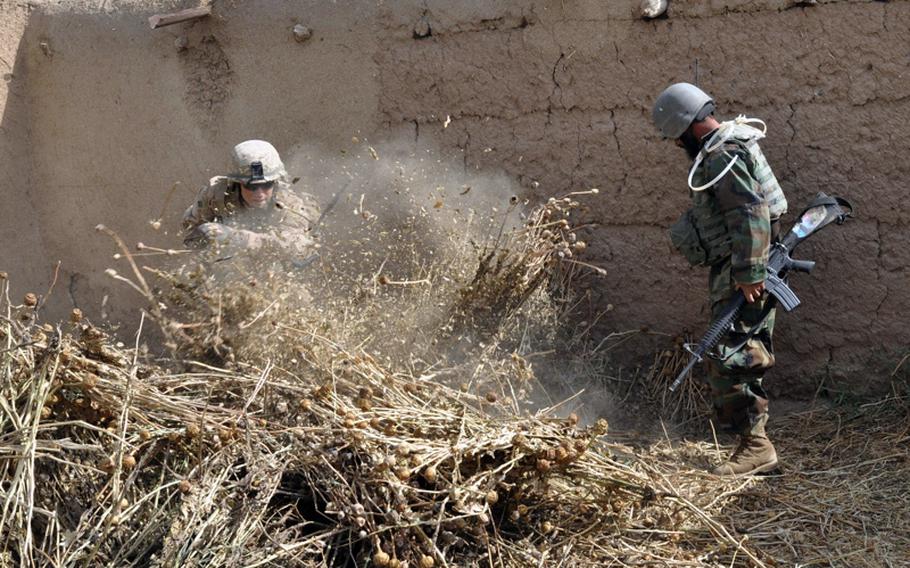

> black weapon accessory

[{"left": 249, "top": 161, "right": 265, "bottom": 183}]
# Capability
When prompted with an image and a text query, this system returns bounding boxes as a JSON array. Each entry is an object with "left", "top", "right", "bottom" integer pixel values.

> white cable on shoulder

[
  {"left": 687, "top": 152, "right": 739, "bottom": 192},
  {"left": 687, "top": 115, "right": 767, "bottom": 192}
]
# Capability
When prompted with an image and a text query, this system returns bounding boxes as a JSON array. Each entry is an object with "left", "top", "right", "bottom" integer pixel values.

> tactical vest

[
  {"left": 671, "top": 137, "right": 787, "bottom": 267},
  {"left": 740, "top": 138, "right": 787, "bottom": 220}
]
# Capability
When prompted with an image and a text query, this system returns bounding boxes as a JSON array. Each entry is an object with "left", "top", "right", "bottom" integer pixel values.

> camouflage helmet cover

[
  {"left": 652, "top": 83, "right": 716, "bottom": 139},
  {"left": 230, "top": 140, "right": 286, "bottom": 184}
]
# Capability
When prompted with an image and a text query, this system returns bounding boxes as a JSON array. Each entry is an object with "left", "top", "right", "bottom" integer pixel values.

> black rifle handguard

[{"left": 669, "top": 295, "right": 745, "bottom": 392}]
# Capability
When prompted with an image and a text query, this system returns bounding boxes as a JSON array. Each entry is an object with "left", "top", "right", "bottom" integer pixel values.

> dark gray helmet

[{"left": 652, "top": 83, "right": 716, "bottom": 139}]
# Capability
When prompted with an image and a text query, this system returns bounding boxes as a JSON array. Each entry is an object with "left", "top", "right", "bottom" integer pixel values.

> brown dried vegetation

[{"left": 0, "top": 189, "right": 907, "bottom": 567}]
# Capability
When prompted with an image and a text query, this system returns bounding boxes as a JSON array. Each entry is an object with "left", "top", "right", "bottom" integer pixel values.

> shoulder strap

[{"left": 726, "top": 137, "right": 761, "bottom": 179}]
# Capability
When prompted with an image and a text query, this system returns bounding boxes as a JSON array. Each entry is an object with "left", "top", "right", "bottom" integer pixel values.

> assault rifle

[{"left": 669, "top": 193, "right": 853, "bottom": 392}]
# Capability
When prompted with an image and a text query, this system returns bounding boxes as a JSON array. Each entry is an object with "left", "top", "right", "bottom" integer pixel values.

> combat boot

[
  {"left": 711, "top": 414, "right": 778, "bottom": 476},
  {"left": 711, "top": 435, "right": 778, "bottom": 476}
]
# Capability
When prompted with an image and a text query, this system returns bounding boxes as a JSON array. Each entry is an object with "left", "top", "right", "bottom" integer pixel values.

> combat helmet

[
  {"left": 652, "top": 83, "right": 716, "bottom": 139},
  {"left": 229, "top": 140, "right": 287, "bottom": 185}
]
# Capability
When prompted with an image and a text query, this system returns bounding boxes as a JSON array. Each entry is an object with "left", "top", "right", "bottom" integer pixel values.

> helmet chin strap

[{"left": 687, "top": 116, "right": 767, "bottom": 192}]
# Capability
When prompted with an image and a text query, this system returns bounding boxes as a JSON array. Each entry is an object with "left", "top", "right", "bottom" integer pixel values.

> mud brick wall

[
  {"left": 375, "top": 0, "right": 910, "bottom": 395},
  {"left": 1, "top": 0, "right": 907, "bottom": 395}
]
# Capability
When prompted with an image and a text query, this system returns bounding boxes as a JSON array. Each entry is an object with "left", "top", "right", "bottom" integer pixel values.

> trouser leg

[
  {"left": 708, "top": 374, "right": 770, "bottom": 435},
  {"left": 706, "top": 261, "right": 776, "bottom": 435}
]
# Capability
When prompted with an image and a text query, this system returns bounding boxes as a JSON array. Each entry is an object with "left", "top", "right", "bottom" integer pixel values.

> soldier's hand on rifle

[
  {"left": 736, "top": 280, "right": 765, "bottom": 303},
  {"left": 198, "top": 222, "right": 233, "bottom": 245}
]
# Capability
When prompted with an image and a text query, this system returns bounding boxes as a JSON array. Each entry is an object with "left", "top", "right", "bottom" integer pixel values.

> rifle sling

[{"left": 709, "top": 295, "right": 778, "bottom": 363}]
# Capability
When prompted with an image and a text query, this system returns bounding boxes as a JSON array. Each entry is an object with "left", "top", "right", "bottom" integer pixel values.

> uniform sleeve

[
  {"left": 264, "top": 190, "right": 319, "bottom": 257},
  {"left": 710, "top": 148, "right": 771, "bottom": 284},
  {"left": 224, "top": 228, "right": 267, "bottom": 250},
  {"left": 182, "top": 185, "right": 217, "bottom": 248},
  {"left": 218, "top": 221, "right": 312, "bottom": 256},
  {"left": 213, "top": 195, "right": 317, "bottom": 256},
  {"left": 265, "top": 209, "right": 316, "bottom": 257}
]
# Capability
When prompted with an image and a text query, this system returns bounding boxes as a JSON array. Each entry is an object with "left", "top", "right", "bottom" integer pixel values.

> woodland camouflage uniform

[
  {"left": 654, "top": 82, "right": 784, "bottom": 474},
  {"left": 690, "top": 140, "right": 781, "bottom": 437}
]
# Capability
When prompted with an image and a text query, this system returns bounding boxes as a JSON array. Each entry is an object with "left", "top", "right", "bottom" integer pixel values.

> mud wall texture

[{"left": 1, "top": 0, "right": 908, "bottom": 396}]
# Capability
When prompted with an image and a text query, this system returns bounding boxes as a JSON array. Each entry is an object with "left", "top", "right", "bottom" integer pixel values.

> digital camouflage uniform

[
  {"left": 688, "top": 138, "right": 786, "bottom": 436},
  {"left": 182, "top": 176, "right": 320, "bottom": 258}
]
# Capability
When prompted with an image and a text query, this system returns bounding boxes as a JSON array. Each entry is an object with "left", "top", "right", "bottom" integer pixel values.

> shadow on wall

[
  {"left": 0, "top": 5, "right": 219, "bottom": 332},
  {"left": 0, "top": 12, "right": 58, "bottom": 318}
]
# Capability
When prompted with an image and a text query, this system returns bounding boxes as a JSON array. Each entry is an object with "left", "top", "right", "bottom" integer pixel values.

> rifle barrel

[{"left": 670, "top": 358, "right": 700, "bottom": 391}]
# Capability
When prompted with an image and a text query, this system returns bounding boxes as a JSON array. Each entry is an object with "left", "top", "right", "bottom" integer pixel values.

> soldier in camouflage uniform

[
  {"left": 183, "top": 140, "right": 319, "bottom": 258},
  {"left": 652, "top": 83, "right": 787, "bottom": 476}
]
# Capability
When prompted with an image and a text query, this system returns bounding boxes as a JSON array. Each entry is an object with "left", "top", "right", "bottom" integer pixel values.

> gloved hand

[{"left": 197, "top": 222, "right": 233, "bottom": 246}]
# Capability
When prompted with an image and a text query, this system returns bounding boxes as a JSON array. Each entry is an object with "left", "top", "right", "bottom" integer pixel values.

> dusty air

[{"left": 1, "top": 2, "right": 907, "bottom": 567}]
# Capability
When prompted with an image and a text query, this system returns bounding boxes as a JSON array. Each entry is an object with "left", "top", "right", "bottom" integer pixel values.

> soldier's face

[
  {"left": 241, "top": 182, "right": 274, "bottom": 208},
  {"left": 676, "top": 129, "right": 702, "bottom": 161}
]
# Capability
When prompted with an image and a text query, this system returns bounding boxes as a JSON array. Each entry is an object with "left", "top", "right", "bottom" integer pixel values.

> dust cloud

[{"left": 153, "top": 137, "right": 616, "bottom": 424}]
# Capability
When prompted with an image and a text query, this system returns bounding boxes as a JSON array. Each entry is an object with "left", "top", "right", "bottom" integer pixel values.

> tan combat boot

[{"left": 711, "top": 415, "right": 778, "bottom": 476}]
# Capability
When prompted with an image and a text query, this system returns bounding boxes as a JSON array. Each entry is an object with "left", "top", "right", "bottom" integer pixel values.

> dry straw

[
  {"left": 0, "top": 281, "right": 761, "bottom": 567},
  {"left": 1, "top": 190, "right": 907, "bottom": 567}
]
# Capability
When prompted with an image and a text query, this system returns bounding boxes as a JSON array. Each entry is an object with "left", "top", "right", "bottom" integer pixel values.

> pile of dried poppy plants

[{"left": 1, "top": 191, "right": 907, "bottom": 567}]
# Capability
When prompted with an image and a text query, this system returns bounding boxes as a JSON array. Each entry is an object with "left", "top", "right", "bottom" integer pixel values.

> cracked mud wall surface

[
  {"left": 375, "top": 0, "right": 910, "bottom": 396},
  {"left": 1, "top": 0, "right": 907, "bottom": 395}
]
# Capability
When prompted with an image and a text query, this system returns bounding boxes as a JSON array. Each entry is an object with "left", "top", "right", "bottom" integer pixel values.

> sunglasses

[{"left": 243, "top": 181, "right": 275, "bottom": 192}]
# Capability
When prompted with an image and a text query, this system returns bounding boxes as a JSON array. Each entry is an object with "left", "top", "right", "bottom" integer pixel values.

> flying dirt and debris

[{"left": 1, "top": 146, "right": 908, "bottom": 567}]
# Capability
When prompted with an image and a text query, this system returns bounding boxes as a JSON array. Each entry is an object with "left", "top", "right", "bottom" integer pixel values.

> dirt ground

[{"left": 1, "top": 0, "right": 909, "bottom": 397}]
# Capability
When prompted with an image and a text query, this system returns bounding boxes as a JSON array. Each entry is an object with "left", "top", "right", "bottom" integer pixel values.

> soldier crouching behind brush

[
  {"left": 652, "top": 83, "right": 788, "bottom": 476},
  {"left": 183, "top": 140, "right": 319, "bottom": 258}
]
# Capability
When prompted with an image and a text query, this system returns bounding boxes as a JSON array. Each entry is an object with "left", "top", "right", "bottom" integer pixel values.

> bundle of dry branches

[
  {"left": 0, "top": 188, "right": 769, "bottom": 568},
  {"left": 1, "top": 278, "right": 766, "bottom": 567},
  {"left": 643, "top": 334, "right": 711, "bottom": 424},
  {"left": 3, "top": 182, "right": 907, "bottom": 568},
  {"left": 453, "top": 190, "right": 602, "bottom": 332}
]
